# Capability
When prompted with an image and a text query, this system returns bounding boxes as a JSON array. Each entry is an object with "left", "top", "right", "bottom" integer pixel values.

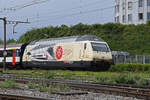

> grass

[
  {"left": 3, "top": 68, "right": 150, "bottom": 79},
  {"left": 0, "top": 80, "right": 20, "bottom": 89},
  {"left": 1, "top": 67, "right": 150, "bottom": 86},
  {"left": 27, "top": 82, "right": 69, "bottom": 92},
  {"left": 109, "top": 63, "right": 150, "bottom": 72}
]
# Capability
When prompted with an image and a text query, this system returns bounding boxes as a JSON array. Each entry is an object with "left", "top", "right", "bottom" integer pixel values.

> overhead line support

[{"left": 0, "top": 17, "right": 30, "bottom": 73}]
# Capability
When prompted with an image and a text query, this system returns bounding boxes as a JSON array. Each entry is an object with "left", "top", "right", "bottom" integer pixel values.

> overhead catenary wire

[
  {"left": 30, "top": 5, "right": 114, "bottom": 23},
  {"left": 1, "top": 1, "right": 115, "bottom": 34},
  {"left": 0, "top": 0, "right": 140, "bottom": 40},
  {"left": 28, "top": 0, "right": 140, "bottom": 24},
  {"left": 0, "top": 0, "right": 113, "bottom": 22},
  {"left": 16, "top": 0, "right": 112, "bottom": 20},
  {"left": 18, "top": 0, "right": 141, "bottom": 32},
  {"left": 0, "top": 0, "right": 50, "bottom": 13}
]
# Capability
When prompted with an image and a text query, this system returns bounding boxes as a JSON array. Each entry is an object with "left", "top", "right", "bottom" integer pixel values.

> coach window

[
  {"left": 16, "top": 49, "right": 20, "bottom": 56},
  {"left": 7, "top": 50, "right": 13, "bottom": 57},
  {"left": 0, "top": 51, "right": 3, "bottom": 57}
]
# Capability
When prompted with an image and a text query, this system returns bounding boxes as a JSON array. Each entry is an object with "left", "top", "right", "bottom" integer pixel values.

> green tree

[
  {"left": 146, "top": 19, "right": 150, "bottom": 26},
  {"left": 17, "top": 22, "right": 150, "bottom": 55},
  {"left": 0, "top": 39, "right": 3, "bottom": 44},
  {"left": 7, "top": 39, "right": 16, "bottom": 44}
]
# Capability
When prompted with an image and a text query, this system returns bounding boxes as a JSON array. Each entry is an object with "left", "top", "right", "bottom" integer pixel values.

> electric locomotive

[{"left": 22, "top": 35, "right": 113, "bottom": 69}]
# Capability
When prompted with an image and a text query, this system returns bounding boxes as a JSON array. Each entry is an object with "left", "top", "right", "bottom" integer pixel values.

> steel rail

[
  {"left": 0, "top": 93, "right": 51, "bottom": 100},
  {"left": 0, "top": 76, "right": 149, "bottom": 99}
]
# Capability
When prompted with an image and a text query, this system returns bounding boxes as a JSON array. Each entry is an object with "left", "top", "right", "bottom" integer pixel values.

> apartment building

[{"left": 115, "top": 0, "right": 150, "bottom": 24}]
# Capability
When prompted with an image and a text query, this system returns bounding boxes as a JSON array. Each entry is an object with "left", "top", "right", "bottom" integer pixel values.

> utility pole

[
  {"left": 0, "top": 17, "right": 30, "bottom": 73},
  {"left": 0, "top": 17, "right": 7, "bottom": 73}
]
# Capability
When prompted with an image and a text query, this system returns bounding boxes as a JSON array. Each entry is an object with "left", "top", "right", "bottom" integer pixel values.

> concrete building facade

[{"left": 115, "top": 0, "right": 150, "bottom": 24}]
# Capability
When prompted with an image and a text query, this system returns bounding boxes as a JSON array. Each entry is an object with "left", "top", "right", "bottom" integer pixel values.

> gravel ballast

[{"left": 0, "top": 87, "right": 143, "bottom": 100}]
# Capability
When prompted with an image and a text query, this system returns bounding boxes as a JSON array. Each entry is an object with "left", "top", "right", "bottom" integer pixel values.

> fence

[{"left": 112, "top": 51, "right": 150, "bottom": 64}]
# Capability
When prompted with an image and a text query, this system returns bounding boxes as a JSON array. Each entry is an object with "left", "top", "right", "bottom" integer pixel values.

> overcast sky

[{"left": 0, "top": 0, "right": 114, "bottom": 40}]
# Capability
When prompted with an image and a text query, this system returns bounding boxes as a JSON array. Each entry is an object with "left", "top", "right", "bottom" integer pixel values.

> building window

[
  {"left": 122, "top": 2, "right": 126, "bottom": 9},
  {"left": 139, "top": 13, "right": 143, "bottom": 20},
  {"left": 147, "top": 12, "right": 150, "bottom": 19},
  {"left": 128, "top": 14, "right": 132, "bottom": 22},
  {"left": 115, "top": 6, "right": 117, "bottom": 14},
  {"left": 139, "top": 0, "right": 143, "bottom": 7},
  {"left": 128, "top": 2, "right": 132, "bottom": 10},
  {"left": 147, "top": 0, "right": 150, "bottom": 6},
  {"left": 115, "top": 0, "right": 120, "bottom": 4},
  {"left": 115, "top": 5, "right": 119, "bottom": 13},
  {"left": 116, "top": 16, "right": 119, "bottom": 22},
  {"left": 122, "top": 15, "right": 126, "bottom": 23}
]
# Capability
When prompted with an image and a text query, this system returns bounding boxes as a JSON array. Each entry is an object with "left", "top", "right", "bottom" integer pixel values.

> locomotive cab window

[{"left": 91, "top": 42, "right": 109, "bottom": 52}]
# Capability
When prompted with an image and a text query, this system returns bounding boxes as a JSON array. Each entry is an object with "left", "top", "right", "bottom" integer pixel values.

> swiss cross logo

[{"left": 56, "top": 46, "right": 63, "bottom": 59}]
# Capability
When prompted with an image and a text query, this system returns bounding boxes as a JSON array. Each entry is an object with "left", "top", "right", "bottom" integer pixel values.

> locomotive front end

[{"left": 91, "top": 42, "right": 113, "bottom": 69}]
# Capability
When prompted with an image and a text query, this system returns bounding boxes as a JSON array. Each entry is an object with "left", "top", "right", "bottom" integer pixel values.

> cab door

[
  {"left": 79, "top": 43, "right": 84, "bottom": 60},
  {"left": 12, "top": 49, "right": 16, "bottom": 66}
]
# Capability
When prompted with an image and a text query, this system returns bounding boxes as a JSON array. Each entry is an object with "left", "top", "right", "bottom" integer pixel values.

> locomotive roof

[
  {"left": 0, "top": 44, "right": 22, "bottom": 48},
  {"left": 30, "top": 35, "right": 104, "bottom": 45}
]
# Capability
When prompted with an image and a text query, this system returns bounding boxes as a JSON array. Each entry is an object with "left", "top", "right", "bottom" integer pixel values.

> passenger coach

[{"left": 0, "top": 44, "right": 22, "bottom": 67}]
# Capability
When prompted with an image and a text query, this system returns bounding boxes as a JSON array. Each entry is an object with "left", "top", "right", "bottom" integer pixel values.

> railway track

[
  {"left": 0, "top": 93, "right": 50, "bottom": 100},
  {"left": 0, "top": 73, "right": 149, "bottom": 99}
]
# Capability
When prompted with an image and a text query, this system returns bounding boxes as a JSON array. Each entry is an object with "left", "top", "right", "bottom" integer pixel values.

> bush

[
  {"left": 37, "top": 83, "right": 69, "bottom": 92},
  {"left": 114, "top": 73, "right": 136, "bottom": 84},
  {"left": 64, "top": 72, "right": 76, "bottom": 80},
  {"left": 137, "top": 79, "right": 149, "bottom": 86},
  {"left": 38, "top": 83, "right": 48, "bottom": 92},
  {"left": 27, "top": 82, "right": 36, "bottom": 89},
  {"left": 95, "top": 76, "right": 110, "bottom": 82},
  {"left": 44, "top": 72, "right": 55, "bottom": 79},
  {"left": 146, "top": 19, "right": 150, "bottom": 26},
  {"left": 109, "top": 63, "right": 150, "bottom": 72},
  {"left": 0, "top": 80, "right": 20, "bottom": 89}
]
